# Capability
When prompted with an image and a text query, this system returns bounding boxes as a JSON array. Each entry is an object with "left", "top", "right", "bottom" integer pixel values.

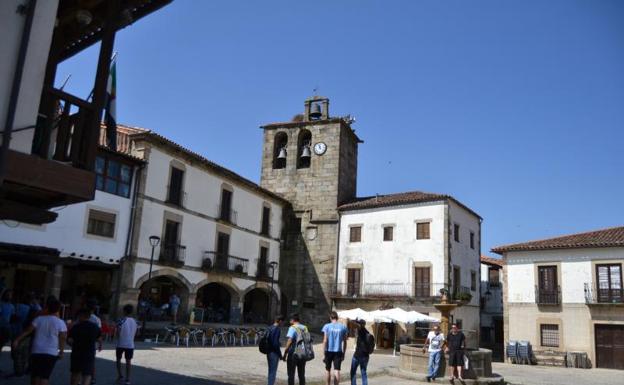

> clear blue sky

[{"left": 58, "top": 0, "right": 624, "bottom": 255}]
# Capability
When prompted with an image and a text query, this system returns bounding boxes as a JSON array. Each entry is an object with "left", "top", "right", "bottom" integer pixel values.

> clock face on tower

[{"left": 313, "top": 142, "right": 327, "bottom": 155}]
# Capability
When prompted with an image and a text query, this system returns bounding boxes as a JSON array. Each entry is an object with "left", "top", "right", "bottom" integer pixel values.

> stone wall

[{"left": 260, "top": 118, "right": 359, "bottom": 328}]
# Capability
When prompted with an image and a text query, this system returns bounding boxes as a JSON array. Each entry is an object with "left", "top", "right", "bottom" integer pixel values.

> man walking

[
  {"left": 266, "top": 315, "right": 284, "bottom": 385},
  {"left": 13, "top": 298, "right": 66, "bottom": 385},
  {"left": 322, "top": 311, "right": 348, "bottom": 385},
  {"left": 68, "top": 308, "right": 102, "bottom": 385},
  {"left": 116, "top": 304, "right": 138, "bottom": 385},
  {"left": 445, "top": 323, "right": 466, "bottom": 381},
  {"left": 282, "top": 313, "right": 307, "bottom": 385},
  {"left": 350, "top": 319, "right": 373, "bottom": 385},
  {"left": 423, "top": 325, "right": 445, "bottom": 382}
]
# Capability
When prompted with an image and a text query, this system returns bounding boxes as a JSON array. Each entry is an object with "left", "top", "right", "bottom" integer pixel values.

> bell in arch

[
  {"left": 277, "top": 147, "right": 287, "bottom": 159},
  {"left": 301, "top": 145, "right": 311, "bottom": 159},
  {"left": 309, "top": 103, "right": 322, "bottom": 119}
]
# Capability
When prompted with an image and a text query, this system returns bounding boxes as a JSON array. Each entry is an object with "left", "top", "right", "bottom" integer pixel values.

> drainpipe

[{"left": 0, "top": 0, "right": 37, "bottom": 187}]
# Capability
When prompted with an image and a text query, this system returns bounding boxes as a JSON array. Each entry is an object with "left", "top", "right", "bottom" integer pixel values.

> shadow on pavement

[{"left": 0, "top": 352, "right": 239, "bottom": 385}]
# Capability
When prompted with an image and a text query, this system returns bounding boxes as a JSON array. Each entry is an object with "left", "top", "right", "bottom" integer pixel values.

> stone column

[
  {"left": 49, "top": 264, "right": 63, "bottom": 299},
  {"left": 230, "top": 298, "right": 243, "bottom": 325}
]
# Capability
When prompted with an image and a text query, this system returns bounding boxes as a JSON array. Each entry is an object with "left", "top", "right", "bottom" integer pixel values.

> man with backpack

[
  {"left": 322, "top": 311, "right": 348, "bottom": 385},
  {"left": 282, "top": 313, "right": 311, "bottom": 385},
  {"left": 263, "top": 314, "right": 284, "bottom": 385},
  {"left": 350, "top": 319, "right": 374, "bottom": 385}
]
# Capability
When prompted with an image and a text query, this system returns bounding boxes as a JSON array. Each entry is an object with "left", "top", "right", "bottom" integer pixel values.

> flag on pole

[{"left": 105, "top": 55, "right": 117, "bottom": 151}]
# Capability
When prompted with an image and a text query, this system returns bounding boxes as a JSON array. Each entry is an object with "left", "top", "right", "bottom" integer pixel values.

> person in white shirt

[
  {"left": 13, "top": 298, "right": 67, "bottom": 385},
  {"left": 423, "top": 324, "right": 446, "bottom": 382},
  {"left": 116, "top": 304, "right": 138, "bottom": 385}
]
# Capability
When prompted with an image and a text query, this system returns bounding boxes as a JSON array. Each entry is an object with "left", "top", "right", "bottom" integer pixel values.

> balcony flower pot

[
  {"left": 456, "top": 292, "right": 473, "bottom": 305},
  {"left": 234, "top": 264, "right": 244, "bottom": 274},
  {"left": 202, "top": 259, "right": 213, "bottom": 271}
]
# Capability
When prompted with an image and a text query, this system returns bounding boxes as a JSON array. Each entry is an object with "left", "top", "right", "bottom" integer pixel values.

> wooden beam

[
  {"left": 0, "top": 199, "right": 58, "bottom": 224},
  {"left": 5, "top": 149, "right": 95, "bottom": 202}
]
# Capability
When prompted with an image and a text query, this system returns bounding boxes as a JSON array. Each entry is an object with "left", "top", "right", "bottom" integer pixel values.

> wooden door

[
  {"left": 347, "top": 268, "right": 361, "bottom": 296},
  {"left": 595, "top": 324, "right": 624, "bottom": 369}
]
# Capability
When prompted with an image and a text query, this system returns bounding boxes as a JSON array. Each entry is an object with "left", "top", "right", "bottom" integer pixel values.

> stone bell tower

[{"left": 260, "top": 96, "right": 361, "bottom": 327}]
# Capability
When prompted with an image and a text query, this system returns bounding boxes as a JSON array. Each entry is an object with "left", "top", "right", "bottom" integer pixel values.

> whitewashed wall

[
  {"left": 0, "top": 188, "right": 135, "bottom": 263},
  {"left": 448, "top": 200, "right": 481, "bottom": 306},
  {"left": 133, "top": 145, "right": 283, "bottom": 286},
  {"left": 0, "top": 0, "right": 58, "bottom": 152},
  {"left": 506, "top": 247, "right": 624, "bottom": 303},
  {"left": 480, "top": 263, "right": 503, "bottom": 315},
  {"left": 338, "top": 201, "right": 447, "bottom": 291}
]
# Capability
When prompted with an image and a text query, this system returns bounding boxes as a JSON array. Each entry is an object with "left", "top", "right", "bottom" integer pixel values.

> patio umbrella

[{"left": 337, "top": 308, "right": 370, "bottom": 321}]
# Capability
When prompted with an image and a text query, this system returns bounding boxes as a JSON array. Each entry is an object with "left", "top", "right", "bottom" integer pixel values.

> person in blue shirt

[
  {"left": 0, "top": 290, "right": 16, "bottom": 370},
  {"left": 282, "top": 313, "right": 308, "bottom": 385},
  {"left": 266, "top": 314, "right": 284, "bottom": 385},
  {"left": 321, "top": 311, "right": 348, "bottom": 385}
]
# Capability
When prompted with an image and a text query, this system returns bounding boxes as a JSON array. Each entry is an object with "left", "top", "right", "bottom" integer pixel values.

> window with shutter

[
  {"left": 537, "top": 266, "right": 558, "bottom": 304},
  {"left": 347, "top": 268, "right": 361, "bottom": 296},
  {"left": 383, "top": 226, "right": 393, "bottom": 241},
  {"left": 261, "top": 206, "right": 271, "bottom": 235},
  {"left": 414, "top": 267, "right": 431, "bottom": 297},
  {"left": 596, "top": 264, "right": 622, "bottom": 303},
  {"left": 416, "top": 222, "right": 430, "bottom": 239},
  {"left": 167, "top": 167, "right": 184, "bottom": 206},
  {"left": 86, "top": 209, "right": 116, "bottom": 238},
  {"left": 349, "top": 226, "right": 361, "bottom": 243},
  {"left": 220, "top": 189, "right": 233, "bottom": 222}
]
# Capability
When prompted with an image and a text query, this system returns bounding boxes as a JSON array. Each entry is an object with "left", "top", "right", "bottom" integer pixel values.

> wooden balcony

[{"left": 0, "top": 88, "right": 99, "bottom": 224}]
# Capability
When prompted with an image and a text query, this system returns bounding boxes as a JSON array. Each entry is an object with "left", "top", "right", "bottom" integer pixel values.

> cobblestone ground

[{"left": 1, "top": 343, "right": 622, "bottom": 385}]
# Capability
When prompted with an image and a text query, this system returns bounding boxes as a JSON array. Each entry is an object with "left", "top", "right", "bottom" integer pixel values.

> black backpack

[
  {"left": 259, "top": 327, "right": 273, "bottom": 355},
  {"left": 365, "top": 332, "right": 375, "bottom": 354}
]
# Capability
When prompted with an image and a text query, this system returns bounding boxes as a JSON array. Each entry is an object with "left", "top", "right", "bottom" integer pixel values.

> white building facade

[
  {"left": 493, "top": 226, "right": 624, "bottom": 370},
  {"left": 0, "top": 147, "right": 143, "bottom": 315},
  {"left": 333, "top": 192, "right": 482, "bottom": 347},
  {"left": 115, "top": 126, "right": 287, "bottom": 324}
]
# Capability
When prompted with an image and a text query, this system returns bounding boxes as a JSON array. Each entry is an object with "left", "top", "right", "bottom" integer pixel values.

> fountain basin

[{"left": 399, "top": 345, "right": 504, "bottom": 384}]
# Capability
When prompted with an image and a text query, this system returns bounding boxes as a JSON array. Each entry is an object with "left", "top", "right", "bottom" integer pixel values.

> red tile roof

[
  {"left": 112, "top": 124, "right": 290, "bottom": 205},
  {"left": 491, "top": 226, "right": 624, "bottom": 254},
  {"left": 338, "top": 191, "right": 481, "bottom": 219},
  {"left": 481, "top": 255, "right": 504, "bottom": 267}
]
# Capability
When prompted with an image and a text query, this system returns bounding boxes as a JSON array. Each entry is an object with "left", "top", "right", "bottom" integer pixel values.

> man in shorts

[
  {"left": 68, "top": 308, "right": 102, "bottom": 385},
  {"left": 116, "top": 304, "right": 138, "bottom": 385},
  {"left": 13, "top": 297, "right": 66, "bottom": 385},
  {"left": 321, "top": 311, "right": 348, "bottom": 385},
  {"left": 445, "top": 323, "right": 466, "bottom": 381}
]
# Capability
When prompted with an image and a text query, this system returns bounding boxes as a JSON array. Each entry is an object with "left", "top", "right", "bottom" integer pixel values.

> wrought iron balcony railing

[
  {"left": 203, "top": 251, "right": 248, "bottom": 275},
  {"left": 331, "top": 282, "right": 459, "bottom": 299},
  {"left": 159, "top": 244, "right": 186, "bottom": 267},
  {"left": 584, "top": 283, "right": 623, "bottom": 304},
  {"left": 535, "top": 285, "right": 561, "bottom": 305}
]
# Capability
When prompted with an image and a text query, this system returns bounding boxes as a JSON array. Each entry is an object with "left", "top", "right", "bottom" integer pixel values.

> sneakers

[{"left": 426, "top": 376, "right": 431, "bottom": 382}]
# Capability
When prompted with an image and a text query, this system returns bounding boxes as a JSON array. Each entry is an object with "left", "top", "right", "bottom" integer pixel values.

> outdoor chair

[
  {"left": 190, "top": 328, "right": 204, "bottom": 346},
  {"left": 232, "top": 328, "right": 244, "bottom": 346},
  {"left": 203, "top": 328, "right": 216, "bottom": 347},
  {"left": 215, "top": 328, "right": 229, "bottom": 346},
  {"left": 506, "top": 340, "right": 518, "bottom": 364},
  {"left": 246, "top": 329, "right": 258, "bottom": 345},
  {"left": 517, "top": 340, "right": 532, "bottom": 365},
  {"left": 178, "top": 327, "right": 191, "bottom": 347}
]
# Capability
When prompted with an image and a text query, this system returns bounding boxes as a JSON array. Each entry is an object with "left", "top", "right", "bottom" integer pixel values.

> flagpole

[{"left": 87, "top": 52, "right": 117, "bottom": 101}]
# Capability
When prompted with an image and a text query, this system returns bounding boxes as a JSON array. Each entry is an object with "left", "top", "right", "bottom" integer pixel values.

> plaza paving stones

[{"left": 1, "top": 342, "right": 623, "bottom": 385}]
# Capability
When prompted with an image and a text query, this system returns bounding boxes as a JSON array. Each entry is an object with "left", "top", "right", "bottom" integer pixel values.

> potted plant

[
  {"left": 456, "top": 292, "right": 473, "bottom": 304},
  {"left": 202, "top": 258, "right": 213, "bottom": 271},
  {"left": 234, "top": 264, "right": 244, "bottom": 274}
]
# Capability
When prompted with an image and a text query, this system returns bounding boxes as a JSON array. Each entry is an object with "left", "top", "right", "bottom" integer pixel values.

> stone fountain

[{"left": 398, "top": 289, "right": 504, "bottom": 384}]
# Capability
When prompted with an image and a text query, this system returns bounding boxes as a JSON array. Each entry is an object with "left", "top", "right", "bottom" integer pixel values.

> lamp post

[
  {"left": 143, "top": 236, "right": 160, "bottom": 336},
  {"left": 268, "top": 261, "right": 278, "bottom": 321},
  {"left": 148, "top": 235, "right": 160, "bottom": 280}
]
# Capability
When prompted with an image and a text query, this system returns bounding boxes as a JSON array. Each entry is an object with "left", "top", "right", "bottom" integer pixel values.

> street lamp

[
  {"left": 267, "top": 261, "right": 278, "bottom": 321},
  {"left": 142, "top": 235, "right": 160, "bottom": 337},
  {"left": 148, "top": 235, "right": 160, "bottom": 280}
]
